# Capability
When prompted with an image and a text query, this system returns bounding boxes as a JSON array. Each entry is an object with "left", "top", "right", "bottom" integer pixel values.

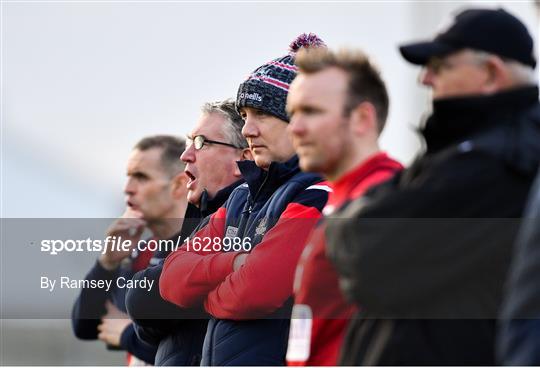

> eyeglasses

[{"left": 186, "top": 135, "right": 241, "bottom": 150}]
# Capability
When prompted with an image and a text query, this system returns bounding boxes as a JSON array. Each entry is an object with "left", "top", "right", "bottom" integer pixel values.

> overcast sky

[{"left": 2, "top": 0, "right": 538, "bottom": 217}]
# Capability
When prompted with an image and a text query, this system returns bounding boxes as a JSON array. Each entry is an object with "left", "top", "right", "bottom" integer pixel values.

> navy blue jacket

[
  {"left": 71, "top": 240, "right": 169, "bottom": 363},
  {"left": 161, "top": 156, "right": 329, "bottom": 366},
  {"left": 126, "top": 181, "right": 242, "bottom": 366}
]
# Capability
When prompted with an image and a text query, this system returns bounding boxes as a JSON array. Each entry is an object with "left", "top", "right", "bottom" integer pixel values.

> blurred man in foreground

[
  {"left": 286, "top": 47, "right": 402, "bottom": 365},
  {"left": 499, "top": 169, "right": 540, "bottom": 365},
  {"left": 326, "top": 8, "right": 540, "bottom": 365}
]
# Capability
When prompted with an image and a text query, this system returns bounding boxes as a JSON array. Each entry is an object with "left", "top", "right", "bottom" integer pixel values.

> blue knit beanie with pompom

[{"left": 236, "top": 33, "right": 326, "bottom": 123}]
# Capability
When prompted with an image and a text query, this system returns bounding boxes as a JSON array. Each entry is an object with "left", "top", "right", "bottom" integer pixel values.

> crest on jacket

[
  {"left": 255, "top": 218, "right": 268, "bottom": 237},
  {"left": 226, "top": 226, "right": 239, "bottom": 238}
]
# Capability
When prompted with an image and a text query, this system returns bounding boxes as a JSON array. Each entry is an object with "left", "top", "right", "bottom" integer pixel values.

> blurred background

[{"left": 1, "top": 0, "right": 538, "bottom": 365}]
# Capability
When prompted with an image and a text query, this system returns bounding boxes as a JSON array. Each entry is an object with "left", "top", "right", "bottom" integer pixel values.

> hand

[
  {"left": 99, "top": 208, "right": 146, "bottom": 270},
  {"left": 233, "top": 253, "right": 248, "bottom": 271},
  {"left": 97, "top": 301, "right": 132, "bottom": 347}
]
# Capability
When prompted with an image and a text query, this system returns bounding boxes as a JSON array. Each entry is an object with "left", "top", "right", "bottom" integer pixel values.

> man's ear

[
  {"left": 233, "top": 148, "right": 254, "bottom": 177},
  {"left": 171, "top": 172, "right": 189, "bottom": 199},
  {"left": 349, "top": 102, "right": 377, "bottom": 137},
  {"left": 483, "top": 56, "right": 513, "bottom": 92}
]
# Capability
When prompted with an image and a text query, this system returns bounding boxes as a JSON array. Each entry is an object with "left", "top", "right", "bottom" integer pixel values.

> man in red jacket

[{"left": 286, "top": 47, "right": 402, "bottom": 365}]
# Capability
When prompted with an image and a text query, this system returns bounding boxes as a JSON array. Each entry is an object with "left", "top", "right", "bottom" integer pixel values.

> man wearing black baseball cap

[
  {"left": 400, "top": 8, "right": 536, "bottom": 68},
  {"left": 326, "top": 7, "right": 540, "bottom": 365},
  {"left": 400, "top": 8, "right": 537, "bottom": 99}
]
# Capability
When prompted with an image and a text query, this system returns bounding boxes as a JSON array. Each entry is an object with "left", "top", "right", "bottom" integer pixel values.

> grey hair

[
  {"left": 505, "top": 61, "right": 537, "bottom": 85},
  {"left": 469, "top": 50, "right": 537, "bottom": 85},
  {"left": 201, "top": 99, "right": 248, "bottom": 149}
]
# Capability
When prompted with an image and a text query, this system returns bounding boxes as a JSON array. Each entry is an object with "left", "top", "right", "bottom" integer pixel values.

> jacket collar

[
  {"left": 199, "top": 179, "right": 244, "bottom": 217},
  {"left": 177, "top": 180, "right": 243, "bottom": 241},
  {"left": 422, "top": 86, "right": 539, "bottom": 153},
  {"left": 237, "top": 155, "right": 301, "bottom": 198},
  {"left": 329, "top": 152, "right": 402, "bottom": 207}
]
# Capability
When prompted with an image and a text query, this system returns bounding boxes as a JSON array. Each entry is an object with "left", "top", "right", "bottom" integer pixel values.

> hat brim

[{"left": 399, "top": 41, "right": 457, "bottom": 65}]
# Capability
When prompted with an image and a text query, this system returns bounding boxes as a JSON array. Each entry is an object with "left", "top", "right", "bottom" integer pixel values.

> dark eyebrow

[{"left": 129, "top": 171, "right": 149, "bottom": 179}]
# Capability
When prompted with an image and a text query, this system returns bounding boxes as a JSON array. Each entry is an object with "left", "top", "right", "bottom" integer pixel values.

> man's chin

[
  {"left": 299, "top": 160, "right": 313, "bottom": 173},
  {"left": 299, "top": 159, "right": 320, "bottom": 174},
  {"left": 187, "top": 191, "right": 201, "bottom": 207},
  {"left": 254, "top": 155, "right": 271, "bottom": 170}
]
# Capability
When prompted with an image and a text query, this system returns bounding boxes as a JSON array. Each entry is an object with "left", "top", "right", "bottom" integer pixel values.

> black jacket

[
  {"left": 498, "top": 169, "right": 540, "bottom": 365},
  {"left": 326, "top": 86, "right": 540, "bottom": 365},
  {"left": 126, "top": 181, "right": 242, "bottom": 366}
]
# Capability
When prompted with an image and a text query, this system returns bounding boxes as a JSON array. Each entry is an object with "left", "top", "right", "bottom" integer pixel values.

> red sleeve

[
  {"left": 160, "top": 207, "right": 239, "bottom": 308},
  {"left": 204, "top": 200, "right": 324, "bottom": 320},
  {"left": 350, "top": 169, "right": 399, "bottom": 199}
]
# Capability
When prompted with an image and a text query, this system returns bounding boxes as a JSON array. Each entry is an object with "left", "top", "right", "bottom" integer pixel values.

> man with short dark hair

[
  {"left": 72, "top": 135, "right": 188, "bottom": 365},
  {"left": 125, "top": 99, "right": 251, "bottom": 366},
  {"left": 285, "top": 47, "right": 402, "bottom": 366},
  {"left": 325, "top": 8, "right": 540, "bottom": 365}
]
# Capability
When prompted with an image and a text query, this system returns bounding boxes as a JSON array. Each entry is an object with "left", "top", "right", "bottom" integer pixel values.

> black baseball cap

[{"left": 399, "top": 8, "right": 537, "bottom": 68}]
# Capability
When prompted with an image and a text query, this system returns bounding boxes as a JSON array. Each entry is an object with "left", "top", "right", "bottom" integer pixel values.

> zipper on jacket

[
  {"left": 237, "top": 171, "right": 270, "bottom": 237},
  {"left": 248, "top": 171, "right": 270, "bottom": 213}
]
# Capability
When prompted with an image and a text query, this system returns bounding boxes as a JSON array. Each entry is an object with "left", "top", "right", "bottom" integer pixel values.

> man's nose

[
  {"left": 242, "top": 118, "right": 258, "bottom": 138},
  {"left": 288, "top": 114, "right": 306, "bottom": 137},
  {"left": 181, "top": 144, "right": 195, "bottom": 163},
  {"left": 420, "top": 67, "right": 435, "bottom": 87},
  {"left": 124, "top": 177, "right": 136, "bottom": 195}
]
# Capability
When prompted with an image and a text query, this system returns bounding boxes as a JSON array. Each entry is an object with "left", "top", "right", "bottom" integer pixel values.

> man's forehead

[
  {"left": 295, "top": 69, "right": 346, "bottom": 97},
  {"left": 127, "top": 148, "right": 163, "bottom": 171},
  {"left": 315, "top": 67, "right": 348, "bottom": 85},
  {"left": 191, "top": 112, "right": 226, "bottom": 137}
]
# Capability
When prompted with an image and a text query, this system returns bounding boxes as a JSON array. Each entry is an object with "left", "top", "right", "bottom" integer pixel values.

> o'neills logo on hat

[{"left": 239, "top": 92, "right": 263, "bottom": 102}]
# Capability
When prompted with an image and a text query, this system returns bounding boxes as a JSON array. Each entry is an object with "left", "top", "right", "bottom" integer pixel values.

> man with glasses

[
  {"left": 325, "top": 8, "right": 540, "bottom": 365},
  {"left": 181, "top": 101, "right": 251, "bottom": 208},
  {"left": 126, "top": 100, "right": 251, "bottom": 365}
]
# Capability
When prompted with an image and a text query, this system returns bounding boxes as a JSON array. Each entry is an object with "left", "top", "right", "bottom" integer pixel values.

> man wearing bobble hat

[{"left": 159, "top": 33, "right": 330, "bottom": 366}]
